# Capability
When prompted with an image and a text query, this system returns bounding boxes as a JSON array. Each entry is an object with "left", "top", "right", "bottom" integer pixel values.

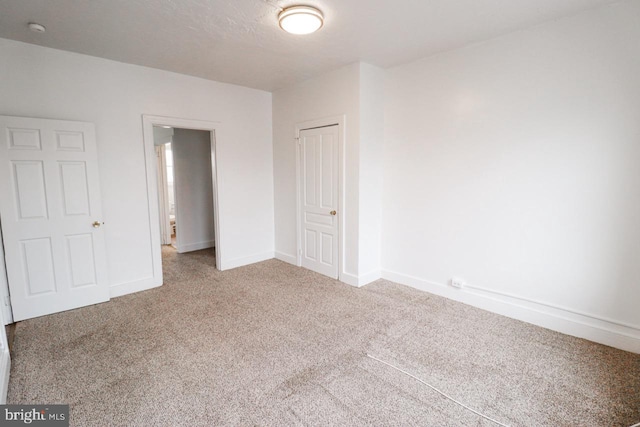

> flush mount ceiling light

[
  {"left": 28, "top": 22, "right": 46, "bottom": 33},
  {"left": 278, "top": 6, "right": 324, "bottom": 35}
]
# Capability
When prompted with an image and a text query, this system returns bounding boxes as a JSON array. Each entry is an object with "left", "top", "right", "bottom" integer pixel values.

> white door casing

[
  {"left": 155, "top": 145, "right": 172, "bottom": 245},
  {"left": 298, "top": 125, "right": 339, "bottom": 279},
  {"left": 0, "top": 292, "right": 9, "bottom": 403},
  {"left": 141, "top": 115, "right": 222, "bottom": 272},
  {"left": 0, "top": 224, "right": 13, "bottom": 325},
  {"left": 0, "top": 116, "right": 109, "bottom": 321}
]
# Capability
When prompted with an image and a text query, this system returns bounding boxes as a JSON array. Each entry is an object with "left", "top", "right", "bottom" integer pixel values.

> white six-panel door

[
  {"left": 299, "top": 125, "right": 339, "bottom": 279},
  {"left": 0, "top": 116, "right": 109, "bottom": 321}
]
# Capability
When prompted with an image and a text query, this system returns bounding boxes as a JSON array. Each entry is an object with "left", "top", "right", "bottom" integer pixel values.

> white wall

[
  {"left": 272, "top": 63, "right": 361, "bottom": 281},
  {"left": 172, "top": 129, "right": 215, "bottom": 253},
  {"left": 382, "top": 1, "right": 640, "bottom": 352},
  {"left": 273, "top": 62, "right": 387, "bottom": 286},
  {"left": 358, "top": 63, "right": 385, "bottom": 283},
  {"left": 0, "top": 38, "right": 274, "bottom": 297}
]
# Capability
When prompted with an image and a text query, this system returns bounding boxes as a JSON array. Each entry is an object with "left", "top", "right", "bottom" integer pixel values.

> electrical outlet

[{"left": 451, "top": 277, "right": 465, "bottom": 289}]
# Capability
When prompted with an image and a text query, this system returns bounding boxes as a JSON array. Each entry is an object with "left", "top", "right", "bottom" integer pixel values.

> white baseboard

[
  {"left": 275, "top": 251, "right": 297, "bottom": 266},
  {"left": 0, "top": 348, "right": 10, "bottom": 404},
  {"left": 340, "top": 271, "right": 360, "bottom": 287},
  {"left": 340, "top": 270, "right": 381, "bottom": 287},
  {"left": 219, "top": 251, "right": 274, "bottom": 271},
  {"left": 273, "top": 255, "right": 379, "bottom": 287},
  {"left": 177, "top": 240, "right": 215, "bottom": 253},
  {"left": 358, "top": 269, "right": 381, "bottom": 286},
  {"left": 381, "top": 269, "right": 640, "bottom": 354},
  {"left": 110, "top": 275, "right": 162, "bottom": 299}
]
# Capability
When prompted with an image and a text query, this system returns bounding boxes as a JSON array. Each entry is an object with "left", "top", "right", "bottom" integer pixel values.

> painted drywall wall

[
  {"left": 272, "top": 63, "right": 361, "bottom": 281},
  {"left": 358, "top": 63, "right": 385, "bottom": 283},
  {"left": 172, "top": 129, "right": 215, "bottom": 253},
  {"left": 273, "top": 62, "right": 387, "bottom": 286},
  {"left": 382, "top": 1, "right": 640, "bottom": 352},
  {"left": 0, "top": 38, "right": 274, "bottom": 297}
]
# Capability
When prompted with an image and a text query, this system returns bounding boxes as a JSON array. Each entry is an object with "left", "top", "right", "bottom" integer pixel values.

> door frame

[
  {"left": 0, "top": 221, "right": 12, "bottom": 325},
  {"left": 155, "top": 145, "right": 172, "bottom": 246},
  {"left": 295, "top": 115, "right": 345, "bottom": 281},
  {"left": 0, "top": 295, "right": 9, "bottom": 403},
  {"left": 142, "top": 115, "right": 222, "bottom": 278}
]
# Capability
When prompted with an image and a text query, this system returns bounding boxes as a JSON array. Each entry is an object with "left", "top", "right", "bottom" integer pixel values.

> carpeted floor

[{"left": 7, "top": 247, "right": 640, "bottom": 426}]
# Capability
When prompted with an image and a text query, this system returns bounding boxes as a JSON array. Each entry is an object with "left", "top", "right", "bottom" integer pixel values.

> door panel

[
  {"left": 21, "top": 238, "right": 57, "bottom": 295},
  {"left": 59, "top": 161, "right": 91, "bottom": 216},
  {"left": 66, "top": 234, "right": 98, "bottom": 288},
  {"left": 299, "top": 125, "right": 339, "bottom": 279},
  {"left": 12, "top": 161, "right": 48, "bottom": 219},
  {"left": 8, "top": 128, "right": 41, "bottom": 150},
  {"left": 0, "top": 116, "right": 109, "bottom": 321}
]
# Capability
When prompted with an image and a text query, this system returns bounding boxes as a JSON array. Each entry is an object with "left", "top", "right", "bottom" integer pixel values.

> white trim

[
  {"left": 0, "top": 348, "right": 9, "bottom": 404},
  {"left": 219, "top": 251, "right": 274, "bottom": 271},
  {"left": 465, "top": 282, "right": 640, "bottom": 331},
  {"left": 340, "top": 272, "right": 360, "bottom": 287},
  {"left": 273, "top": 252, "right": 376, "bottom": 286},
  {"left": 381, "top": 269, "right": 640, "bottom": 354},
  {"left": 155, "top": 145, "right": 172, "bottom": 245},
  {"left": 0, "top": 223, "right": 13, "bottom": 325},
  {"left": 340, "top": 270, "right": 381, "bottom": 287},
  {"left": 141, "top": 115, "right": 223, "bottom": 281},
  {"left": 295, "top": 115, "right": 346, "bottom": 281},
  {"left": 275, "top": 251, "right": 297, "bottom": 265},
  {"left": 0, "top": 295, "right": 9, "bottom": 404},
  {"left": 109, "top": 276, "right": 161, "bottom": 298},
  {"left": 358, "top": 269, "right": 381, "bottom": 286},
  {"left": 177, "top": 240, "right": 215, "bottom": 254}
]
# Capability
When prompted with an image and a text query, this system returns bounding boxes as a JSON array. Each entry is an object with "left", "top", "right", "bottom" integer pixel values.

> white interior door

[
  {"left": 0, "top": 116, "right": 109, "bottom": 321},
  {"left": 299, "top": 125, "right": 339, "bottom": 279}
]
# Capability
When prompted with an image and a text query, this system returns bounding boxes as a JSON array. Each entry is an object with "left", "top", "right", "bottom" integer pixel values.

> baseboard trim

[
  {"left": 0, "top": 348, "right": 10, "bottom": 404},
  {"left": 340, "top": 271, "right": 360, "bottom": 287},
  {"left": 177, "top": 240, "right": 215, "bottom": 253},
  {"left": 359, "top": 269, "right": 381, "bottom": 286},
  {"left": 219, "top": 251, "right": 274, "bottom": 271},
  {"left": 110, "top": 275, "right": 162, "bottom": 299},
  {"left": 381, "top": 269, "right": 640, "bottom": 354},
  {"left": 274, "top": 251, "right": 297, "bottom": 266},
  {"left": 339, "top": 270, "right": 380, "bottom": 287}
]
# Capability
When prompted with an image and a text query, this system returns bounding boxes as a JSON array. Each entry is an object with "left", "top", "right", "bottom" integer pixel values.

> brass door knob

[
  {"left": 92, "top": 221, "right": 102, "bottom": 228},
  {"left": 330, "top": 210, "right": 337, "bottom": 216}
]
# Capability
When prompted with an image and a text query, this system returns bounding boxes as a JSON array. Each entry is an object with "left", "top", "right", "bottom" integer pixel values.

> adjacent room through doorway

[{"left": 152, "top": 124, "right": 217, "bottom": 266}]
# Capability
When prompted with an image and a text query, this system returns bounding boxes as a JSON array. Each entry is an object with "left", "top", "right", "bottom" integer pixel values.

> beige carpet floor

[{"left": 7, "top": 247, "right": 640, "bottom": 426}]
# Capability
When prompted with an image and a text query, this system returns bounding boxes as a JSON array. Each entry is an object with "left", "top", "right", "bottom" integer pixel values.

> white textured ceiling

[{"left": 0, "top": 0, "right": 618, "bottom": 91}]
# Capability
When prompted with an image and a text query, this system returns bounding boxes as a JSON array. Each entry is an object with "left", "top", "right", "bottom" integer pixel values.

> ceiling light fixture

[
  {"left": 278, "top": 6, "right": 323, "bottom": 35},
  {"left": 28, "top": 22, "right": 46, "bottom": 33}
]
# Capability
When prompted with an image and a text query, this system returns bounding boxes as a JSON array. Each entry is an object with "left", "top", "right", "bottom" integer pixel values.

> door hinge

[{"left": 4, "top": 295, "right": 10, "bottom": 307}]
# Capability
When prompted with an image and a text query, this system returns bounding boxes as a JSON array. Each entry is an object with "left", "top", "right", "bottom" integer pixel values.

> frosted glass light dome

[{"left": 278, "top": 6, "right": 324, "bottom": 35}]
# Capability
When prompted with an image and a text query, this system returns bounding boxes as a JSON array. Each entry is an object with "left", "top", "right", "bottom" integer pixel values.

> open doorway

[
  {"left": 142, "top": 115, "right": 222, "bottom": 281},
  {"left": 153, "top": 127, "right": 175, "bottom": 247},
  {"left": 153, "top": 125, "right": 216, "bottom": 257}
]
